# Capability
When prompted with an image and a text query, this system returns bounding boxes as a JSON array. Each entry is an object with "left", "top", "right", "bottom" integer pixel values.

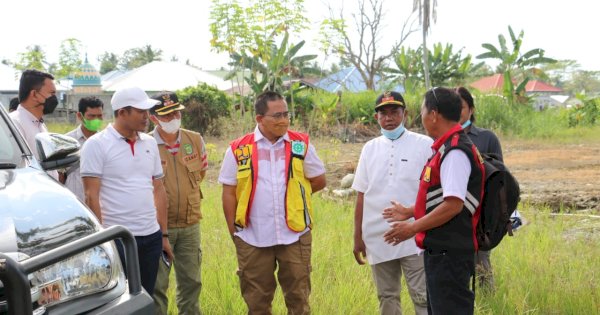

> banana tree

[
  {"left": 388, "top": 43, "right": 482, "bottom": 89},
  {"left": 225, "top": 30, "right": 317, "bottom": 114},
  {"left": 477, "top": 25, "right": 555, "bottom": 105}
]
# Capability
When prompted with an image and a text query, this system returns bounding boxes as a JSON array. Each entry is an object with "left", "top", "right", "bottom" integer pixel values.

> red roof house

[{"left": 470, "top": 74, "right": 562, "bottom": 93}]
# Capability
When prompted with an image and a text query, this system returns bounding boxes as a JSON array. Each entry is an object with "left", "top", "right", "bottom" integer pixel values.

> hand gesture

[
  {"left": 383, "top": 221, "right": 415, "bottom": 246},
  {"left": 382, "top": 201, "right": 413, "bottom": 222}
]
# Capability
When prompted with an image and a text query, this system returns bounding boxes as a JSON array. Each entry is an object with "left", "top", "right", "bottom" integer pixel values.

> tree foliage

[
  {"left": 56, "top": 38, "right": 83, "bottom": 79},
  {"left": 178, "top": 83, "right": 232, "bottom": 136},
  {"left": 13, "top": 45, "right": 49, "bottom": 72},
  {"left": 389, "top": 42, "right": 483, "bottom": 89},
  {"left": 563, "top": 70, "right": 600, "bottom": 95},
  {"left": 226, "top": 32, "right": 317, "bottom": 94},
  {"left": 120, "top": 45, "right": 163, "bottom": 70},
  {"left": 568, "top": 96, "right": 599, "bottom": 127},
  {"left": 210, "top": 0, "right": 310, "bottom": 112},
  {"left": 98, "top": 52, "right": 120, "bottom": 74},
  {"left": 477, "top": 25, "right": 556, "bottom": 104},
  {"left": 319, "top": 0, "right": 417, "bottom": 90},
  {"left": 210, "top": 0, "right": 308, "bottom": 58}
]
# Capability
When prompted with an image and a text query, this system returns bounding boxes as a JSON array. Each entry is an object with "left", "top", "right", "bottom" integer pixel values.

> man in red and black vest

[{"left": 382, "top": 87, "right": 485, "bottom": 315}]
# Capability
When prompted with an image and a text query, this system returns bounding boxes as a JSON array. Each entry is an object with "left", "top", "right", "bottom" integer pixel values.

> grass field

[
  {"left": 46, "top": 122, "right": 600, "bottom": 314},
  {"left": 159, "top": 185, "right": 600, "bottom": 315}
]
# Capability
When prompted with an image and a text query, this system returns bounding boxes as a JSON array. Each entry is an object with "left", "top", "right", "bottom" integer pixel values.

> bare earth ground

[{"left": 206, "top": 136, "right": 600, "bottom": 213}]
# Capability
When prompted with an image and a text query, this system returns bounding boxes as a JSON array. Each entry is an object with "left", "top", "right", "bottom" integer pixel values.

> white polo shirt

[
  {"left": 352, "top": 130, "right": 433, "bottom": 265},
  {"left": 218, "top": 126, "right": 326, "bottom": 247},
  {"left": 10, "top": 105, "right": 58, "bottom": 180},
  {"left": 80, "top": 124, "right": 163, "bottom": 236}
]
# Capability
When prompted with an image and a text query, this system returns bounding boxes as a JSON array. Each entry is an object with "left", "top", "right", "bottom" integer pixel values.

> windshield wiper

[{"left": 0, "top": 163, "right": 17, "bottom": 169}]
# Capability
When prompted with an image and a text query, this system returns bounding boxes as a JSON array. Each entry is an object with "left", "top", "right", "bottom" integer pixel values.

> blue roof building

[{"left": 314, "top": 66, "right": 404, "bottom": 93}]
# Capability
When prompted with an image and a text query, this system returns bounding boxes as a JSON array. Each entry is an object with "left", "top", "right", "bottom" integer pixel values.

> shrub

[
  {"left": 178, "top": 83, "right": 232, "bottom": 136},
  {"left": 568, "top": 97, "right": 599, "bottom": 127}
]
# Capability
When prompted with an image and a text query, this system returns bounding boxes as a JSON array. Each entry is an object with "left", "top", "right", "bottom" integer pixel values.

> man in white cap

[{"left": 80, "top": 86, "right": 173, "bottom": 295}]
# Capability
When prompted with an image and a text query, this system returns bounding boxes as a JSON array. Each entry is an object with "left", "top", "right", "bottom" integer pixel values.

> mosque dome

[{"left": 72, "top": 56, "right": 101, "bottom": 86}]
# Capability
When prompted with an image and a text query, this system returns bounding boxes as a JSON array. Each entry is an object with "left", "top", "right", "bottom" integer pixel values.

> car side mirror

[{"left": 35, "top": 133, "right": 80, "bottom": 171}]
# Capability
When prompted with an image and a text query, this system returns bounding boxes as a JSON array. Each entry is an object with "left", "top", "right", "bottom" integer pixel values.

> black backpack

[{"left": 476, "top": 153, "right": 521, "bottom": 251}]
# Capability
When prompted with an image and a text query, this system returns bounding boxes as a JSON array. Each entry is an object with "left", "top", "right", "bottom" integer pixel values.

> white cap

[{"left": 111, "top": 87, "right": 160, "bottom": 111}]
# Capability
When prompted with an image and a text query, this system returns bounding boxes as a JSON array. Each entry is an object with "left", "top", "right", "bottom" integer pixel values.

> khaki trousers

[
  {"left": 154, "top": 223, "right": 202, "bottom": 315},
  {"left": 371, "top": 254, "right": 428, "bottom": 315},
  {"left": 233, "top": 231, "right": 312, "bottom": 315}
]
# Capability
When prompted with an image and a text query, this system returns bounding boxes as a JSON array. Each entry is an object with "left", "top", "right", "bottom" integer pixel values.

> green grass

[
  {"left": 44, "top": 120, "right": 600, "bottom": 314},
  {"left": 161, "top": 186, "right": 600, "bottom": 315},
  {"left": 46, "top": 122, "right": 77, "bottom": 134}
]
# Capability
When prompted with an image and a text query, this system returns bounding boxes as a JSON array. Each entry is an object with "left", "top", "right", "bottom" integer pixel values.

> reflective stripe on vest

[{"left": 414, "top": 125, "right": 485, "bottom": 252}]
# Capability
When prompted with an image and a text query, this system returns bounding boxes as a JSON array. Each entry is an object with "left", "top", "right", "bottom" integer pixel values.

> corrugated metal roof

[
  {"left": 102, "top": 61, "right": 231, "bottom": 91},
  {"left": 314, "top": 67, "right": 404, "bottom": 93}
]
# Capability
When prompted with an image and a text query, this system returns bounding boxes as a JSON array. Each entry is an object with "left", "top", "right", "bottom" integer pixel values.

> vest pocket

[
  {"left": 187, "top": 192, "right": 202, "bottom": 222},
  {"left": 186, "top": 162, "right": 204, "bottom": 188},
  {"left": 287, "top": 179, "right": 313, "bottom": 232}
]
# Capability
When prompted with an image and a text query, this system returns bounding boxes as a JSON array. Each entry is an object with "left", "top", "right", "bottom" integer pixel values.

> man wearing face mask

[
  {"left": 149, "top": 91, "right": 207, "bottom": 315},
  {"left": 351, "top": 91, "right": 433, "bottom": 315},
  {"left": 61, "top": 96, "right": 104, "bottom": 202},
  {"left": 10, "top": 69, "right": 59, "bottom": 179}
]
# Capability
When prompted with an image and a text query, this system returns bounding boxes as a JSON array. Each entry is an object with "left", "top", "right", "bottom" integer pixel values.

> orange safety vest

[{"left": 230, "top": 130, "right": 313, "bottom": 232}]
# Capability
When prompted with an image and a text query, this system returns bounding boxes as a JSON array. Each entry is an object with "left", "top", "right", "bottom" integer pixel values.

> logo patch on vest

[
  {"left": 234, "top": 144, "right": 252, "bottom": 166},
  {"left": 183, "top": 143, "right": 193, "bottom": 155},
  {"left": 423, "top": 166, "right": 431, "bottom": 182},
  {"left": 291, "top": 141, "right": 305, "bottom": 156}
]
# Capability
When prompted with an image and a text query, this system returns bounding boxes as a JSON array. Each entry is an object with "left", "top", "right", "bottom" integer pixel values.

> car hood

[{"left": 0, "top": 168, "right": 100, "bottom": 258}]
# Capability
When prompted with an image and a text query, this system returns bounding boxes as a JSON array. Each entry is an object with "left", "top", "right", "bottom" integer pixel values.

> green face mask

[{"left": 83, "top": 118, "right": 103, "bottom": 132}]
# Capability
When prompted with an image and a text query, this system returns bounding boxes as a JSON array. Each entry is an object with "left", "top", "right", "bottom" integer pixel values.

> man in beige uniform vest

[{"left": 150, "top": 91, "right": 207, "bottom": 315}]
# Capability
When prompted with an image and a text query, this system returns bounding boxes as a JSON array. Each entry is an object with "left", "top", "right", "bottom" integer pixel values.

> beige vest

[{"left": 157, "top": 129, "right": 205, "bottom": 228}]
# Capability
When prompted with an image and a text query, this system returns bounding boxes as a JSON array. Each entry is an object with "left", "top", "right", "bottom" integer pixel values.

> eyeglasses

[
  {"left": 262, "top": 111, "right": 290, "bottom": 120},
  {"left": 430, "top": 87, "right": 440, "bottom": 105}
]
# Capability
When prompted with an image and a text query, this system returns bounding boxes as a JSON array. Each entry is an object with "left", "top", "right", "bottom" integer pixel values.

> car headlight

[{"left": 29, "top": 241, "right": 124, "bottom": 307}]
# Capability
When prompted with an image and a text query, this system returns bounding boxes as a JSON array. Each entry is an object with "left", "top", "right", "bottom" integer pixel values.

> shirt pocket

[{"left": 396, "top": 157, "right": 424, "bottom": 181}]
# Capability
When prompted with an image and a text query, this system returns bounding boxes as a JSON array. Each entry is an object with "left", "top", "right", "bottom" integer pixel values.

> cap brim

[
  {"left": 155, "top": 103, "right": 186, "bottom": 116},
  {"left": 375, "top": 101, "right": 405, "bottom": 110},
  {"left": 131, "top": 99, "right": 161, "bottom": 110}
]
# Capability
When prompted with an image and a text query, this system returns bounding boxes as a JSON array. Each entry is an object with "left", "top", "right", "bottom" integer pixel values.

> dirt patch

[
  {"left": 504, "top": 141, "right": 600, "bottom": 212},
  {"left": 319, "top": 138, "right": 600, "bottom": 212},
  {"left": 205, "top": 135, "right": 599, "bottom": 213}
]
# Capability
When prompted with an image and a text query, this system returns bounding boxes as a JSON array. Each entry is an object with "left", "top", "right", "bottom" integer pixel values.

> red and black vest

[{"left": 414, "top": 124, "right": 485, "bottom": 254}]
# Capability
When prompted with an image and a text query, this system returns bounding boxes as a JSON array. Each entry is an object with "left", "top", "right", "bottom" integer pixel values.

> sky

[{"left": 1, "top": 0, "right": 598, "bottom": 73}]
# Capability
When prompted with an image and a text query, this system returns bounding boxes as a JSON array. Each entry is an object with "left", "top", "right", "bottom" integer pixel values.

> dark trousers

[
  {"left": 424, "top": 250, "right": 475, "bottom": 315},
  {"left": 115, "top": 229, "right": 163, "bottom": 295}
]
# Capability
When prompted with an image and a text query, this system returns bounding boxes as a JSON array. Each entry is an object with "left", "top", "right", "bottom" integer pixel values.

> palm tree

[
  {"left": 14, "top": 45, "right": 50, "bottom": 71},
  {"left": 413, "top": 0, "right": 438, "bottom": 89},
  {"left": 121, "top": 45, "right": 163, "bottom": 70}
]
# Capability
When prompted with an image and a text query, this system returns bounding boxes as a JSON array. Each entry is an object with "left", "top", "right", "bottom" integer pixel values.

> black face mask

[{"left": 42, "top": 95, "right": 59, "bottom": 115}]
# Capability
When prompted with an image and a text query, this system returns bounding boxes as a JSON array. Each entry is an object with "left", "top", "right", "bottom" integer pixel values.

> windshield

[{"left": 0, "top": 109, "right": 26, "bottom": 168}]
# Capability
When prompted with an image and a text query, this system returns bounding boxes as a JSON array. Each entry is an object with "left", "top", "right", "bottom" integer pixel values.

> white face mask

[{"left": 159, "top": 118, "right": 181, "bottom": 134}]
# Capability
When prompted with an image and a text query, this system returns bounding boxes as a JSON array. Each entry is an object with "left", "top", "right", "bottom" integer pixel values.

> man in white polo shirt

[
  {"left": 352, "top": 91, "right": 432, "bottom": 315},
  {"left": 80, "top": 86, "right": 173, "bottom": 295}
]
